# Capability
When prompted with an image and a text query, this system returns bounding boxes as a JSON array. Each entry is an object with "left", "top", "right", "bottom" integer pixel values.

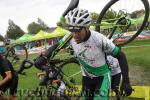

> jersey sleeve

[{"left": 96, "top": 32, "right": 120, "bottom": 56}]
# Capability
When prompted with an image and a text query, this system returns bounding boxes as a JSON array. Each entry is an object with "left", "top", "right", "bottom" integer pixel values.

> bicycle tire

[{"left": 96, "top": 0, "right": 150, "bottom": 46}]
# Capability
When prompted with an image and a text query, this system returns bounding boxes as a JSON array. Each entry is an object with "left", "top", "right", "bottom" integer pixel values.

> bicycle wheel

[
  {"left": 5, "top": 44, "right": 28, "bottom": 66},
  {"left": 96, "top": 0, "right": 149, "bottom": 46},
  {"left": 60, "top": 58, "right": 82, "bottom": 99}
]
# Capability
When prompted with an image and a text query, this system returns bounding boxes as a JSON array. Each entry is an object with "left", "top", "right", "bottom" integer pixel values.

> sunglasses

[{"left": 68, "top": 26, "right": 83, "bottom": 32}]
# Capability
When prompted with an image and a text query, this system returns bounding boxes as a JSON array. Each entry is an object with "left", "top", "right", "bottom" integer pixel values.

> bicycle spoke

[
  {"left": 96, "top": 0, "right": 149, "bottom": 46},
  {"left": 61, "top": 62, "right": 82, "bottom": 85}
]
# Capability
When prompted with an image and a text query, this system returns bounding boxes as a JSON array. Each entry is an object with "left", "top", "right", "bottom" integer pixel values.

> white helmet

[{"left": 66, "top": 8, "right": 92, "bottom": 27}]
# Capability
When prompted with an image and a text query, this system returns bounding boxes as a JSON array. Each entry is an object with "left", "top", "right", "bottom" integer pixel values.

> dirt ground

[{"left": 129, "top": 65, "right": 150, "bottom": 86}]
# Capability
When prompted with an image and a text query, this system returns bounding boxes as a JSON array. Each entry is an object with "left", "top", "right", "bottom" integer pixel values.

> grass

[
  {"left": 123, "top": 39, "right": 150, "bottom": 85},
  {"left": 3, "top": 39, "right": 150, "bottom": 99},
  {"left": 123, "top": 39, "right": 150, "bottom": 69}
]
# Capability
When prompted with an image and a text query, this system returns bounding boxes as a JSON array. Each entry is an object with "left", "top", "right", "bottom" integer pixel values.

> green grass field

[
  {"left": 123, "top": 39, "right": 150, "bottom": 85},
  {"left": 3, "top": 39, "right": 150, "bottom": 99}
]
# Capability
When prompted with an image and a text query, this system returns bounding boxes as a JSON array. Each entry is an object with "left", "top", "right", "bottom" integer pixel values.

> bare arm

[{"left": 0, "top": 71, "right": 12, "bottom": 86}]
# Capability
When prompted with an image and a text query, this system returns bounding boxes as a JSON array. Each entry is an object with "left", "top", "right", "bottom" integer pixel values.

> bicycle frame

[{"left": 34, "top": 56, "right": 81, "bottom": 99}]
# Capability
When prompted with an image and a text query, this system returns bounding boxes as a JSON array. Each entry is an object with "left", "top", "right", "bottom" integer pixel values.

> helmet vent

[
  {"left": 84, "top": 21, "right": 90, "bottom": 25},
  {"left": 78, "top": 19, "right": 83, "bottom": 24},
  {"left": 84, "top": 14, "right": 89, "bottom": 18}
]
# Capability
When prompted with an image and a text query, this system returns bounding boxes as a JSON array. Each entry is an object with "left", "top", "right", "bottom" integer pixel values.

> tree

[
  {"left": 103, "top": 9, "right": 117, "bottom": 23},
  {"left": 90, "top": 10, "right": 117, "bottom": 24},
  {"left": 0, "top": 34, "right": 4, "bottom": 41},
  {"left": 130, "top": 9, "right": 145, "bottom": 18},
  {"left": 6, "top": 19, "right": 24, "bottom": 39},
  {"left": 37, "top": 18, "right": 49, "bottom": 29},
  {"left": 90, "top": 12, "right": 99, "bottom": 24},
  {"left": 27, "top": 18, "right": 49, "bottom": 35},
  {"left": 27, "top": 22, "right": 47, "bottom": 35}
]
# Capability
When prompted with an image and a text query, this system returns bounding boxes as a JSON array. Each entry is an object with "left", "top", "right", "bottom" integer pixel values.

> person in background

[{"left": 0, "top": 54, "right": 18, "bottom": 100}]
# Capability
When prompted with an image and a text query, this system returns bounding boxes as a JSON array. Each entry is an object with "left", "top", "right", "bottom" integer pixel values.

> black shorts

[
  {"left": 0, "top": 73, "right": 18, "bottom": 95},
  {"left": 82, "top": 73, "right": 110, "bottom": 100},
  {"left": 111, "top": 73, "right": 121, "bottom": 92}
]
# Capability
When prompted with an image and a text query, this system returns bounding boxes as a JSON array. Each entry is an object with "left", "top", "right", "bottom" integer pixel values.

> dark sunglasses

[{"left": 68, "top": 26, "right": 83, "bottom": 32}]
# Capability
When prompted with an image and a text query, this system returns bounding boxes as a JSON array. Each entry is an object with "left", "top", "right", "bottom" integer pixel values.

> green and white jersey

[{"left": 70, "top": 30, "right": 120, "bottom": 77}]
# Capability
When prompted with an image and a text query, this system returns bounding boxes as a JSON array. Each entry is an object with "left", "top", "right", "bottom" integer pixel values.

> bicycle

[
  {"left": 4, "top": 43, "right": 28, "bottom": 66},
  {"left": 95, "top": 0, "right": 149, "bottom": 46},
  {"left": 17, "top": 55, "right": 82, "bottom": 100}
]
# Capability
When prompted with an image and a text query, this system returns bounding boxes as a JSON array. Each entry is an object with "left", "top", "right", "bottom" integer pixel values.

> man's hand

[
  {"left": 120, "top": 81, "right": 133, "bottom": 96},
  {"left": 34, "top": 55, "right": 47, "bottom": 70}
]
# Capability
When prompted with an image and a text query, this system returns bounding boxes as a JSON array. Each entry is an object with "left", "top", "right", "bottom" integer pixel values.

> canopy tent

[
  {"left": 47, "top": 27, "right": 70, "bottom": 38},
  {"left": 31, "top": 27, "right": 70, "bottom": 41},
  {"left": 12, "top": 27, "right": 70, "bottom": 44},
  {"left": 12, "top": 33, "right": 33, "bottom": 44},
  {"left": 31, "top": 30, "right": 50, "bottom": 41}
]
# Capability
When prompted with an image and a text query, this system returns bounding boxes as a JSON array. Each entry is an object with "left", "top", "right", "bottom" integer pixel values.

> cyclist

[
  {"left": 0, "top": 53, "right": 18, "bottom": 100},
  {"left": 65, "top": 8, "right": 132, "bottom": 100},
  {"left": 34, "top": 7, "right": 132, "bottom": 100}
]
